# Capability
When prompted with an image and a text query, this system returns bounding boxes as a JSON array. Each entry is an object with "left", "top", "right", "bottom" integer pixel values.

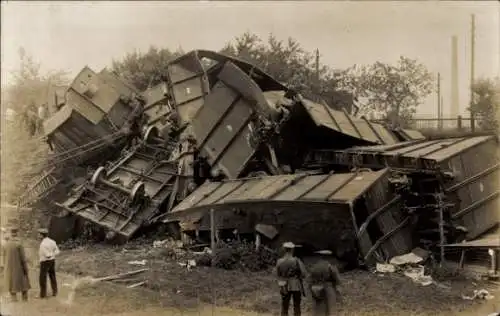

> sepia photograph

[{"left": 1, "top": 1, "right": 499, "bottom": 315}]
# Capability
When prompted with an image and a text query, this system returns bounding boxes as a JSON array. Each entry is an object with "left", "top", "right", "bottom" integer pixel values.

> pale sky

[{"left": 1, "top": 1, "right": 499, "bottom": 117}]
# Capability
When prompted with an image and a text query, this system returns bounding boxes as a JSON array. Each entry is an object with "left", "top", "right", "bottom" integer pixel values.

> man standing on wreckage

[
  {"left": 309, "top": 250, "right": 343, "bottom": 316},
  {"left": 275, "top": 242, "right": 307, "bottom": 316}
]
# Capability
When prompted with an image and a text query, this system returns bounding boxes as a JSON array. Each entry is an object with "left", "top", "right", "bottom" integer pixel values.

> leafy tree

[
  {"left": 469, "top": 77, "right": 500, "bottom": 131},
  {"left": 1, "top": 48, "right": 68, "bottom": 202},
  {"left": 112, "top": 33, "right": 434, "bottom": 124},
  {"left": 220, "top": 32, "right": 356, "bottom": 112},
  {"left": 111, "top": 46, "right": 184, "bottom": 91},
  {"left": 341, "top": 56, "right": 434, "bottom": 127},
  {"left": 5, "top": 47, "right": 69, "bottom": 135},
  {"left": 113, "top": 33, "right": 356, "bottom": 112}
]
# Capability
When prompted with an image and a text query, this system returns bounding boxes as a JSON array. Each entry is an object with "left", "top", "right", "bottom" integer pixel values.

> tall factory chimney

[
  {"left": 470, "top": 14, "right": 476, "bottom": 114},
  {"left": 437, "top": 73, "right": 442, "bottom": 129},
  {"left": 450, "top": 35, "right": 459, "bottom": 118}
]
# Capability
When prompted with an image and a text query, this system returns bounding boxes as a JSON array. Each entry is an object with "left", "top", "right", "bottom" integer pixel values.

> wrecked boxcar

[
  {"left": 179, "top": 51, "right": 425, "bottom": 180},
  {"left": 19, "top": 67, "right": 148, "bottom": 209},
  {"left": 19, "top": 49, "right": 489, "bottom": 270},
  {"left": 162, "top": 168, "right": 414, "bottom": 264},
  {"left": 306, "top": 135, "right": 500, "bottom": 244}
]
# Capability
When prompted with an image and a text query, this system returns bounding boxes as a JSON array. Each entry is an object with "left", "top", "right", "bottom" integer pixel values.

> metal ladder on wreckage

[{"left": 17, "top": 166, "right": 60, "bottom": 208}]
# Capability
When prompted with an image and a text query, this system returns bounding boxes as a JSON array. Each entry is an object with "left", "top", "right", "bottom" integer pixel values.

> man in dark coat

[
  {"left": 275, "top": 242, "right": 307, "bottom": 316},
  {"left": 308, "top": 250, "right": 342, "bottom": 316},
  {"left": 3, "top": 228, "right": 31, "bottom": 301}
]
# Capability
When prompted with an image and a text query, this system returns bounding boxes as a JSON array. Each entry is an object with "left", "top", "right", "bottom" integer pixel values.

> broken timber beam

[{"left": 94, "top": 268, "right": 149, "bottom": 282}]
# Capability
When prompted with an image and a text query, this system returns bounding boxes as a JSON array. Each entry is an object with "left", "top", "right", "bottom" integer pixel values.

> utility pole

[
  {"left": 210, "top": 208, "right": 216, "bottom": 315},
  {"left": 315, "top": 48, "right": 320, "bottom": 84},
  {"left": 451, "top": 36, "right": 459, "bottom": 118},
  {"left": 440, "top": 95, "right": 444, "bottom": 125},
  {"left": 315, "top": 49, "right": 320, "bottom": 103},
  {"left": 437, "top": 73, "right": 442, "bottom": 130}
]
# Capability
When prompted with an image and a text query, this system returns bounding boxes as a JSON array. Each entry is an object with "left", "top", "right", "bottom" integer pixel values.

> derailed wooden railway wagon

[
  {"left": 43, "top": 105, "right": 125, "bottom": 166},
  {"left": 187, "top": 61, "right": 291, "bottom": 180},
  {"left": 171, "top": 50, "right": 427, "bottom": 182},
  {"left": 21, "top": 68, "right": 145, "bottom": 209},
  {"left": 54, "top": 130, "right": 178, "bottom": 241},
  {"left": 161, "top": 169, "right": 414, "bottom": 265},
  {"left": 307, "top": 135, "right": 500, "bottom": 241},
  {"left": 141, "top": 82, "right": 172, "bottom": 125},
  {"left": 162, "top": 49, "right": 290, "bottom": 126},
  {"left": 65, "top": 66, "right": 141, "bottom": 130},
  {"left": 44, "top": 67, "right": 142, "bottom": 165},
  {"left": 164, "top": 50, "right": 426, "bottom": 179},
  {"left": 23, "top": 49, "right": 430, "bottom": 247}
]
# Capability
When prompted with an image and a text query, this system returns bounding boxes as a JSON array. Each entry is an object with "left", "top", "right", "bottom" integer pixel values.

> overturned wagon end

[{"left": 160, "top": 168, "right": 414, "bottom": 265}]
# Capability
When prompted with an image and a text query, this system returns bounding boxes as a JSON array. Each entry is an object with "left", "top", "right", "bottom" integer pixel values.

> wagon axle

[{"left": 90, "top": 166, "right": 146, "bottom": 204}]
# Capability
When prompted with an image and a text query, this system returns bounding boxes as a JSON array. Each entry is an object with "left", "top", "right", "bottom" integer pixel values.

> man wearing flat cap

[
  {"left": 308, "top": 250, "right": 342, "bottom": 316},
  {"left": 3, "top": 227, "right": 31, "bottom": 301},
  {"left": 274, "top": 242, "right": 307, "bottom": 316},
  {"left": 38, "top": 228, "right": 59, "bottom": 298}
]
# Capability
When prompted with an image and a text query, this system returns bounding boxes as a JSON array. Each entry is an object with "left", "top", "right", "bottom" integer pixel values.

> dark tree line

[{"left": 6, "top": 32, "right": 438, "bottom": 134}]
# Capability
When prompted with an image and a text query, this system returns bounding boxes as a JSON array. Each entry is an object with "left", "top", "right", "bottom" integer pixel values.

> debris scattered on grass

[
  {"left": 126, "top": 281, "right": 146, "bottom": 289},
  {"left": 192, "top": 247, "right": 212, "bottom": 255},
  {"left": 389, "top": 248, "right": 429, "bottom": 266},
  {"left": 128, "top": 260, "right": 147, "bottom": 266},
  {"left": 178, "top": 260, "right": 197, "bottom": 270},
  {"left": 404, "top": 266, "right": 433, "bottom": 286},
  {"left": 375, "top": 250, "right": 434, "bottom": 287},
  {"left": 56, "top": 240, "right": 483, "bottom": 315},
  {"left": 461, "top": 289, "right": 495, "bottom": 300},
  {"left": 376, "top": 263, "right": 396, "bottom": 273},
  {"left": 60, "top": 269, "right": 149, "bottom": 305},
  {"left": 153, "top": 238, "right": 183, "bottom": 249},
  {"left": 95, "top": 268, "right": 149, "bottom": 282}
]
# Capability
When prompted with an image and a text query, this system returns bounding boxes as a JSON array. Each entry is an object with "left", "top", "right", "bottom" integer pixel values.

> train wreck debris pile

[{"left": 18, "top": 49, "right": 499, "bottom": 267}]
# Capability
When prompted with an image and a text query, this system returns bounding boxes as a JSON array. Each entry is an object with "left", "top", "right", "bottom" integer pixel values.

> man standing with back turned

[
  {"left": 38, "top": 228, "right": 59, "bottom": 298},
  {"left": 309, "top": 250, "right": 342, "bottom": 316},
  {"left": 3, "top": 227, "right": 31, "bottom": 302},
  {"left": 275, "top": 242, "right": 307, "bottom": 316}
]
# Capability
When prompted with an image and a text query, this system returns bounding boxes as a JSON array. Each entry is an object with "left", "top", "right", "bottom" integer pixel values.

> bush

[{"left": 195, "top": 240, "right": 278, "bottom": 272}]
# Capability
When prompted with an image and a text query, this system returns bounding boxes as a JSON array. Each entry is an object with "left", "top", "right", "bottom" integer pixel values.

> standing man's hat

[
  {"left": 283, "top": 242, "right": 296, "bottom": 249},
  {"left": 38, "top": 228, "right": 49, "bottom": 234}
]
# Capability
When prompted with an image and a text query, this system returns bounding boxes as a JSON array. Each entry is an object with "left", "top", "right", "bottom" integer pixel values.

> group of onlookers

[{"left": 1, "top": 226, "right": 60, "bottom": 302}]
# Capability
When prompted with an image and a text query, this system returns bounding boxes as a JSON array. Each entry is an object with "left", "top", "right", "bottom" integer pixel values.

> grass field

[{"left": 53, "top": 238, "right": 499, "bottom": 316}]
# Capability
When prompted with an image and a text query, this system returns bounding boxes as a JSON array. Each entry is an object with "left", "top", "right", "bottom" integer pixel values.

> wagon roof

[{"left": 163, "top": 168, "right": 391, "bottom": 222}]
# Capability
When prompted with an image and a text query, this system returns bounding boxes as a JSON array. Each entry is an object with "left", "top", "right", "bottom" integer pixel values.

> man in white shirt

[{"left": 38, "top": 228, "right": 59, "bottom": 298}]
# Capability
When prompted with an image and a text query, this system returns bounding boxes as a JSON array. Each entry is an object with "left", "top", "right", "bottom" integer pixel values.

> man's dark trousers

[
  {"left": 281, "top": 290, "right": 302, "bottom": 316},
  {"left": 39, "top": 259, "right": 57, "bottom": 298}
]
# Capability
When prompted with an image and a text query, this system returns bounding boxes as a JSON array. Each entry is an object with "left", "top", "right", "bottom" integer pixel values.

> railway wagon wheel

[
  {"left": 91, "top": 166, "right": 107, "bottom": 185},
  {"left": 143, "top": 125, "right": 160, "bottom": 144},
  {"left": 129, "top": 181, "right": 146, "bottom": 205}
]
